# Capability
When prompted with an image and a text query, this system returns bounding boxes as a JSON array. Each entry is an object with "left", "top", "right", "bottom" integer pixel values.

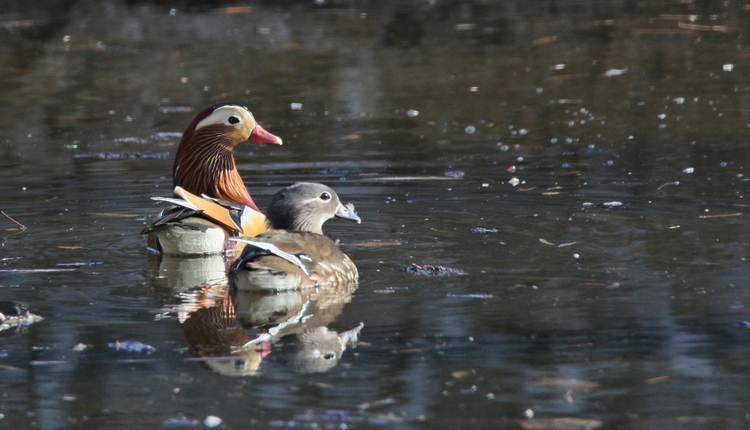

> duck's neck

[{"left": 173, "top": 134, "right": 259, "bottom": 211}]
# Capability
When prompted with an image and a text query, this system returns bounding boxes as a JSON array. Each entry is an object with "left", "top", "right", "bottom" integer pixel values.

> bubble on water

[
  {"left": 290, "top": 102, "right": 303, "bottom": 110},
  {"left": 519, "top": 129, "right": 528, "bottom": 135},
  {"left": 565, "top": 138, "right": 573, "bottom": 144},
  {"left": 169, "top": 8, "right": 177, "bottom": 15},
  {"left": 737, "top": 173, "right": 744, "bottom": 178},
  {"left": 674, "top": 97, "right": 685, "bottom": 104},
  {"left": 509, "top": 177, "right": 520, "bottom": 186},
  {"left": 683, "top": 167, "right": 695, "bottom": 173},
  {"left": 720, "top": 162, "right": 728, "bottom": 167},
  {"left": 562, "top": 163, "right": 569, "bottom": 168},
  {"left": 497, "top": 143, "right": 509, "bottom": 151},
  {"left": 524, "top": 409, "right": 534, "bottom": 419},
  {"left": 465, "top": 125, "right": 476, "bottom": 134},
  {"left": 588, "top": 144, "right": 595, "bottom": 149},
  {"left": 407, "top": 110, "right": 419, "bottom": 117},
  {"left": 723, "top": 64, "right": 734, "bottom": 72},
  {"left": 657, "top": 114, "right": 666, "bottom": 119},
  {"left": 517, "top": 156, "right": 524, "bottom": 162},
  {"left": 607, "top": 160, "right": 614, "bottom": 165},
  {"left": 551, "top": 138, "right": 557, "bottom": 143},
  {"left": 536, "top": 88, "right": 543, "bottom": 94},
  {"left": 568, "top": 121, "right": 575, "bottom": 126},
  {"left": 573, "top": 254, "right": 580, "bottom": 259},
  {"left": 659, "top": 124, "right": 667, "bottom": 129}
]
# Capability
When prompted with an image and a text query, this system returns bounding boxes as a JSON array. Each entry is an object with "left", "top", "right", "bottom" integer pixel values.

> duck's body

[
  {"left": 230, "top": 183, "right": 360, "bottom": 292},
  {"left": 143, "top": 103, "right": 282, "bottom": 255}
]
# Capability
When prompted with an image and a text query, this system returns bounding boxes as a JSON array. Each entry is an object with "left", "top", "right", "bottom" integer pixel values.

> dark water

[{"left": 3, "top": 1, "right": 750, "bottom": 428}]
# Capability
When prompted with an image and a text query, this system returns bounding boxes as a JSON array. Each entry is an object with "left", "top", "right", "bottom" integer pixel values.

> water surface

[{"left": 2, "top": 1, "right": 750, "bottom": 429}]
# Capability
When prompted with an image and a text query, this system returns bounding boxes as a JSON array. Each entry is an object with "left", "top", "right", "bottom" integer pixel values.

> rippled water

[{"left": 3, "top": 1, "right": 750, "bottom": 429}]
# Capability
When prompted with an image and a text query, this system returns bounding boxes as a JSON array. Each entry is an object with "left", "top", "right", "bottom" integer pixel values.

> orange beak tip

[{"left": 250, "top": 124, "right": 283, "bottom": 145}]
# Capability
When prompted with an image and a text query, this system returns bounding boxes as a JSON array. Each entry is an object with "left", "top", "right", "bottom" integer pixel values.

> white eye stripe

[{"left": 194, "top": 106, "right": 254, "bottom": 131}]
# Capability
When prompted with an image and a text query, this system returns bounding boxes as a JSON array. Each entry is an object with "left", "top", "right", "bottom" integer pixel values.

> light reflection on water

[{"left": 2, "top": 0, "right": 750, "bottom": 428}]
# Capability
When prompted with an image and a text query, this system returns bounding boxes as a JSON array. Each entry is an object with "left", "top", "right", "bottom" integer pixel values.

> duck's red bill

[{"left": 250, "top": 124, "right": 283, "bottom": 145}]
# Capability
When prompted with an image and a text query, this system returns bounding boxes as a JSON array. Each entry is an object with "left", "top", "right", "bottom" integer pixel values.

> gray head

[{"left": 266, "top": 183, "right": 361, "bottom": 234}]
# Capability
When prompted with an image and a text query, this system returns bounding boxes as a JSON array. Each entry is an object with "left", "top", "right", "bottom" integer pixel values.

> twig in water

[
  {"left": 657, "top": 181, "right": 680, "bottom": 194},
  {"left": 698, "top": 213, "right": 742, "bottom": 219},
  {"left": 1, "top": 211, "right": 27, "bottom": 230}
]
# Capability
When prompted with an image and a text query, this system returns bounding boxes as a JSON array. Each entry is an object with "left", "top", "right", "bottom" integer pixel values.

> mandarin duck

[
  {"left": 142, "top": 103, "right": 282, "bottom": 256},
  {"left": 229, "top": 183, "right": 360, "bottom": 292}
]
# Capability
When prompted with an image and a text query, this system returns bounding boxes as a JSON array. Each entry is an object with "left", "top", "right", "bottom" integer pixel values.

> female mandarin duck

[
  {"left": 142, "top": 103, "right": 282, "bottom": 255},
  {"left": 230, "top": 183, "right": 360, "bottom": 292}
]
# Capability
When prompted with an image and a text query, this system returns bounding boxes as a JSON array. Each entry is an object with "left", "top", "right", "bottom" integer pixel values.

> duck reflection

[
  {"left": 174, "top": 266, "right": 362, "bottom": 376},
  {"left": 152, "top": 254, "right": 229, "bottom": 292},
  {"left": 232, "top": 282, "right": 362, "bottom": 374},
  {"left": 179, "top": 283, "right": 269, "bottom": 376}
]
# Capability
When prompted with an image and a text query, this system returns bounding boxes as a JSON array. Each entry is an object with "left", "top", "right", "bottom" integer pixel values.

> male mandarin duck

[
  {"left": 142, "top": 103, "right": 282, "bottom": 255},
  {"left": 229, "top": 183, "right": 361, "bottom": 292}
]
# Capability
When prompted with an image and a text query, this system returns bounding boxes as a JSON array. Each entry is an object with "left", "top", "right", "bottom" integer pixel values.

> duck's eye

[
  {"left": 226, "top": 115, "right": 241, "bottom": 125},
  {"left": 319, "top": 192, "right": 331, "bottom": 201}
]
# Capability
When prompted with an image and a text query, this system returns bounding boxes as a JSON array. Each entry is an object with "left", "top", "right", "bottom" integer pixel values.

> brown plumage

[
  {"left": 173, "top": 103, "right": 282, "bottom": 211},
  {"left": 143, "top": 104, "right": 282, "bottom": 255},
  {"left": 230, "top": 183, "right": 361, "bottom": 291}
]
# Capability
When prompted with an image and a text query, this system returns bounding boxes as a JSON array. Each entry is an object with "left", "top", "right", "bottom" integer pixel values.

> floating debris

[
  {"left": 532, "top": 35, "right": 558, "bottom": 46},
  {"left": 108, "top": 341, "right": 156, "bottom": 354},
  {"left": 0, "top": 301, "right": 43, "bottom": 332},
  {"left": 535, "top": 377, "right": 600, "bottom": 390},
  {"left": 404, "top": 264, "right": 464, "bottom": 276},
  {"left": 358, "top": 397, "right": 396, "bottom": 411},
  {"left": 374, "top": 287, "right": 409, "bottom": 293},
  {"left": 509, "top": 177, "right": 520, "bottom": 186},
  {"left": 212, "top": 6, "right": 253, "bottom": 14},
  {"left": 290, "top": 102, "right": 303, "bottom": 110},
  {"left": 539, "top": 238, "right": 555, "bottom": 246},
  {"left": 519, "top": 418, "right": 602, "bottom": 429},
  {"left": 601, "top": 68, "right": 627, "bottom": 77},
  {"left": 446, "top": 293, "right": 494, "bottom": 299},
  {"left": 153, "top": 132, "right": 183, "bottom": 139},
  {"left": 355, "top": 241, "right": 402, "bottom": 247},
  {"left": 1, "top": 211, "right": 26, "bottom": 230},
  {"left": 698, "top": 213, "right": 741, "bottom": 219},
  {"left": 204, "top": 416, "right": 222, "bottom": 428},
  {"left": 72, "top": 343, "right": 89, "bottom": 352},
  {"left": 163, "top": 415, "right": 200, "bottom": 427},
  {"left": 0, "top": 268, "right": 75, "bottom": 273},
  {"left": 56, "top": 262, "right": 102, "bottom": 267},
  {"left": 318, "top": 168, "right": 362, "bottom": 175},
  {"left": 471, "top": 228, "right": 498, "bottom": 233},
  {"left": 444, "top": 171, "right": 464, "bottom": 178},
  {"left": 407, "top": 109, "right": 419, "bottom": 117},
  {"left": 602, "top": 201, "right": 623, "bottom": 207},
  {"left": 159, "top": 106, "right": 193, "bottom": 113},
  {"left": 74, "top": 152, "right": 169, "bottom": 160}
]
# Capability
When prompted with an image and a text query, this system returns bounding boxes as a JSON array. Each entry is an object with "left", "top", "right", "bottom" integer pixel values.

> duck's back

[{"left": 232, "top": 230, "right": 358, "bottom": 291}]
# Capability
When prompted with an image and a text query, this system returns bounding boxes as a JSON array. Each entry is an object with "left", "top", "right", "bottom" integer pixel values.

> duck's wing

[{"left": 230, "top": 236, "right": 311, "bottom": 276}]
